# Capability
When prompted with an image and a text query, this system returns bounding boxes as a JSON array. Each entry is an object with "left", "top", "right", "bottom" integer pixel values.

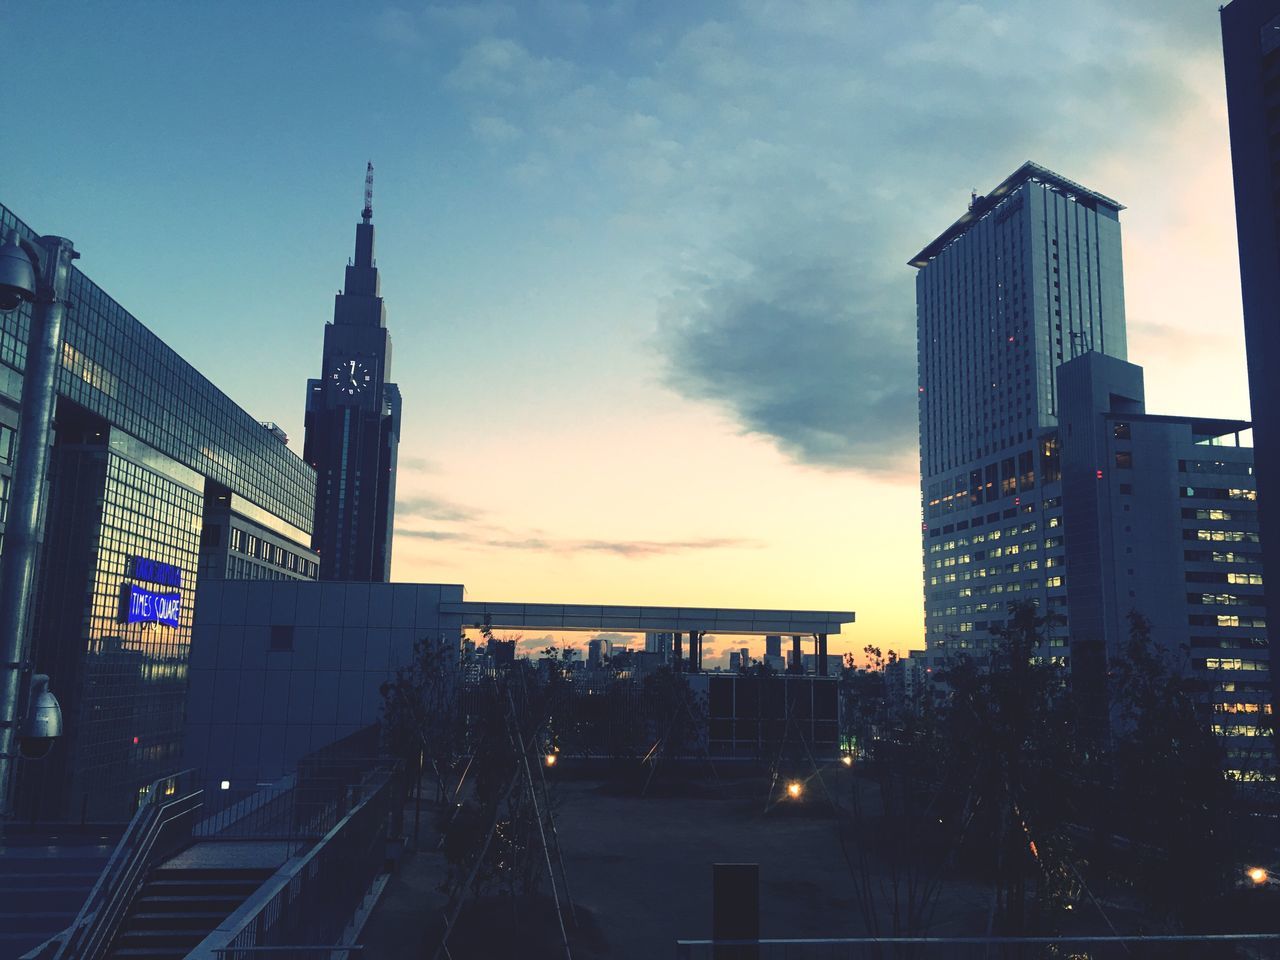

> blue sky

[{"left": 0, "top": 1, "right": 1252, "bottom": 661}]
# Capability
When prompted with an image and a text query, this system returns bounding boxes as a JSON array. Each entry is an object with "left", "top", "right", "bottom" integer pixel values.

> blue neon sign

[
  {"left": 129, "top": 556, "right": 182, "bottom": 588},
  {"left": 123, "top": 584, "right": 181, "bottom": 627}
]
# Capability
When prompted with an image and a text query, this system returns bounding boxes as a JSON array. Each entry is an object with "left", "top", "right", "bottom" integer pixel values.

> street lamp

[{"left": 0, "top": 228, "right": 77, "bottom": 817}]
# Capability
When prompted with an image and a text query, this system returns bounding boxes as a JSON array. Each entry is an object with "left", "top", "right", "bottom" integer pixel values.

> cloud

[
  {"left": 395, "top": 526, "right": 761, "bottom": 556},
  {"left": 447, "top": 37, "right": 575, "bottom": 96},
  {"left": 397, "top": 455, "right": 440, "bottom": 473},
  {"left": 396, "top": 495, "right": 481, "bottom": 523},
  {"left": 420, "top": 0, "right": 1219, "bottom": 474},
  {"left": 396, "top": 528, "right": 471, "bottom": 541},
  {"left": 470, "top": 115, "right": 522, "bottom": 143},
  {"left": 661, "top": 250, "right": 917, "bottom": 473}
]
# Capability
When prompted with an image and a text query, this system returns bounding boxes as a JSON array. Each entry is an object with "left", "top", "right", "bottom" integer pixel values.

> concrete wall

[{"left": 184, "top": 579, "right": 464, "bottom": 792}]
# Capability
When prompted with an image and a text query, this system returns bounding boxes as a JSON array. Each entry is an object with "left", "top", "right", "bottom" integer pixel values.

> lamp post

[{"left": 0, "top": 228, "right": 76, "bottom": 818}]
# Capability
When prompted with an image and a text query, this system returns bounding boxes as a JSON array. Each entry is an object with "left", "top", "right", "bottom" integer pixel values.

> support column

[
  {"left": 673, "top": 632, "right": 684, "bottom": 673},
  {"left": 817, "top": 633, "right": 828, "bottom": 676},
  {"left": 691, "top": 631, "right": 702, "bottom": 673},
  {"left": 790, "top": 635, "right": 802, "bottom": 674},
  {"left": 0, "top": 234, "right": 77, "bottom": 819}
]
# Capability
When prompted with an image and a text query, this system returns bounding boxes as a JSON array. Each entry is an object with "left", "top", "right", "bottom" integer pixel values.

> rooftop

[
  {"left": 449, "top": 600, "right": 855, "bottom": 636},
  {"left": 908, "top": 161, "right": 1125, "bottom": 268}
]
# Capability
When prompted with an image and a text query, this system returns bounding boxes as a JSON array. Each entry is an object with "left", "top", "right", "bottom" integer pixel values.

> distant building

[
  {"left": 765, "top": 635, "right": 782, "bottom": 659},
  {"left": 303, "top": 166, "right": 401, "bottom": 582},
  {"left": 1221, "top": 0, "right": 1280, "bottom": 733},
  {"left": 487, "top": 636, "right": 515, "bottom": 665},
  {"left": 645, "top": 631, "right": 673, "bottom": 661}
]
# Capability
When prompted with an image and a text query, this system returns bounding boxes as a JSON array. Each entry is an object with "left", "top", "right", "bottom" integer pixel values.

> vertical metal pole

[
  {"left": 0, "top": 235, "right": 76, "bottom": 819},
  {"left": 673, "top": 632, "right": 683, "bottom": 673}
]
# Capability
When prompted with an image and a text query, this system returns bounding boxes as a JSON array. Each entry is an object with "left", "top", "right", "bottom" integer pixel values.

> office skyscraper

[
  {"left": 1221, "top": 0, "right": 1280, "bottom": 727},
  {"left": 911, "top": 162, "right": 1128, "bottom": 657},
  {"left": 303, "top": 166, "right": 402, "bottom": 581},
  {"left": 909, "top": 164, "right": 1272, "bottom": 776}
]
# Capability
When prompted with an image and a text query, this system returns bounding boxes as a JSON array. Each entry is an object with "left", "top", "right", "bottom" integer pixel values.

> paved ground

[{"left": 358, "top": 768, "right": 993, "bottom": 959}]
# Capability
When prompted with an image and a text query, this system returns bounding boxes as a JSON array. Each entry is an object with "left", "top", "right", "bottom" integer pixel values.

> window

[
  {"left": 1113, "top": 422, "right": 1131, "bottom": 440},
  {"left": 1046, "top": 576, "right": 1063, "bottom": 588},
  {"left": 1115, "top": 451, "right": 1133, "bottom": 469},
  {"left": 270, "top": 625, "right": 294, "bottom": 652},
  {"left": 0, "top": 424, "right": 13, "bottom": 465}
]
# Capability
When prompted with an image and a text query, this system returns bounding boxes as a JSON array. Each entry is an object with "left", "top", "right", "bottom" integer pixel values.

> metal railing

[
  {"left": 212, "top": 948, "right": 364, "bottom": 959},
  {"left": 44, "top": 768, "right": 204, "bottom": 960},
  {"left": 674, "top": 934, "right": 1280, "bottom": 959},
  {"left": 187, "top": 762, "right": 403, "bottom": 960}
]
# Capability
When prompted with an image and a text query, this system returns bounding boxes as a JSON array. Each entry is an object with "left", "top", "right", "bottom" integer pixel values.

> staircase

[
  {"left": 0, "top": 827, "right": 120, "bottom": 960},
  {"left": 105, "top": 866, "right": 273, "bottom": 960}
]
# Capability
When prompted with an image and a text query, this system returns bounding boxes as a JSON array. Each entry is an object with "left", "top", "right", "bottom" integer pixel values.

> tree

[
  {"left": 935, "top": 601, "right": 1081, "bottom": 934},
  {"left": 380, "top": 633, "right": 462, "bottom": 813},
  {"left": 1105, "top": 611, "right": 1234, "bottom": 930}
]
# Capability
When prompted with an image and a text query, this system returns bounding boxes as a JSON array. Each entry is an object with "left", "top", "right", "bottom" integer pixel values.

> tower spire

[{"left": 362, "top": 161, "right": 374, "bottom": 223}]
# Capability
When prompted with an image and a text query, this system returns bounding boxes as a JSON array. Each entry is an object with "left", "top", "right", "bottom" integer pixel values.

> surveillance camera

[
  {"left": 18, "top": 736, "right": 56, "bottom": 760},
  {"left": 17, "top": 675, "right": 62, "bottom": 761},
  {"left": 0, "top": 231, "right": 37, "bottom": 312}
]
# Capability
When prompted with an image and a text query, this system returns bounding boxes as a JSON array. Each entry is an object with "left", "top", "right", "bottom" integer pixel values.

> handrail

[
  {"left": 673, "top": 933, "right": 1280, "bottom": 959},
  {"left": 187, "top": 763, "right": 402, "bottom": 960},
  {"left": 51, "top": 768, "right": 203, "bottom": 960}
]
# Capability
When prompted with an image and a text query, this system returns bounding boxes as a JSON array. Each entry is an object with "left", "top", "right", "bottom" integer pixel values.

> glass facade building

[
  {"left": 909, "top": 168, "right": 1272, "bottom": 776},
  {"left": 910, "top": 162, "right": 1128, "bottom": 659},
  {"left": 0, "top": 200, "right": 319, "bottom": 820}
]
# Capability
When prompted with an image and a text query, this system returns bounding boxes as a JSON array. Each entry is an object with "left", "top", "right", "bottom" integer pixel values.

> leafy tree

[
  {"left": 1105, "top": 611, "right": 1234, "bottom": 930},
  {"left": 935, "top": 601, "right": 1080, "bottom": 934},
  {"left": 380, "top": 633, "right": 461, "bottom": 806}
]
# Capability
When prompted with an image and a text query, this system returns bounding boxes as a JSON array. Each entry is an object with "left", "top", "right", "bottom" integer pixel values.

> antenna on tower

[{"left": 362, "top": 162, "right": 374, "bottom": 223}]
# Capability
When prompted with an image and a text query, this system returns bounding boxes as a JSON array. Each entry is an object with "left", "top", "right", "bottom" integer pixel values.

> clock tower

[{"left": 303, "top": 164, "right": 401, "bottom": 581}]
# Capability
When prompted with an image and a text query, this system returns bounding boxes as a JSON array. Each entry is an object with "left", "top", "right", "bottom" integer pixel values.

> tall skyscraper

[
  {"left": 304, "top": 165, "right": 402, "bottom": 581},
  {"left": 910, "top": 162, "right": 1128, "bottom": 658},
  {"left": 910, "top": 164, "right": 1272, "bottom": 776},
  {"left": 1221, "top": 0, "right": 1280, "bottom": 728}
]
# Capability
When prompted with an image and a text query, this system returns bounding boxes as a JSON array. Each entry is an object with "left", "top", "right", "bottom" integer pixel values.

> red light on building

[
  {"left": 132, "top": 736, "right": 139, "bottom": 745},
  {"left": 1096, "top": 469, "right": 1104, "bottom": 479}
]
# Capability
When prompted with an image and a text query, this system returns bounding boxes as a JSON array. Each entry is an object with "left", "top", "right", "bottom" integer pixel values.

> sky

[{"left": 0, "top": 1, "right": 1252, "bottom": 666}]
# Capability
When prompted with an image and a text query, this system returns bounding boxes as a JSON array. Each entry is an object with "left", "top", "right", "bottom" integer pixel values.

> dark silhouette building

[
  {"left": 304, "top": 166, "right": 401, "bottom": 581},
  {"left": 1222, "top": 0, "right": 1280, "bottom": 729}
]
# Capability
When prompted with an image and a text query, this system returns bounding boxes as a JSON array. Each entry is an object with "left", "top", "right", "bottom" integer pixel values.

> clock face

[{"left": 330, "top": 358, "right": 374, "bottom": 397}]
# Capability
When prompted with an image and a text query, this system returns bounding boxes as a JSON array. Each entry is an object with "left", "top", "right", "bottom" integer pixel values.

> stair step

[
  {"left": 133, "top": 894, "right": 245, "bottom": 912},
  {"left": 126, "top": 910, "right": 229, "bottom": 929},
  {"left": 152, "top": 870, "right": 277, "bottom": 885},
  {"left": 115, "top": 928, "right": 208, "bottom": 947}
]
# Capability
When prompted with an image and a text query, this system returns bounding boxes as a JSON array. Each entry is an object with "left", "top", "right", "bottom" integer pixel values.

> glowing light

[
  {"left": 544, "top": 753, "right": 558, "bottom": 768},
  {"left": 841, "top": 755, "right": 853, "bottom": 767},
  {"left": 786, "top": 781, "right": 803, "bottom": 799},
  {"left": 1248, "top": 867, "right": 1268, "bottom": 885},
  {"left": 220, "top": 780, "right": 231, "bottom": 791}
]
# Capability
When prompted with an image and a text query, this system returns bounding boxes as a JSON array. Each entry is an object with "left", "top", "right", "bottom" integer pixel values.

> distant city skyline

[{"left": 1, "top": 0, "right": 1252, "bottom": 658}]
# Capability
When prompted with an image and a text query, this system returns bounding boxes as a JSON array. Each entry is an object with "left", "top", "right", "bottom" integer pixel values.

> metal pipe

[{"left": 0, "top": 235, "right": 76, "bottom": 819}]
